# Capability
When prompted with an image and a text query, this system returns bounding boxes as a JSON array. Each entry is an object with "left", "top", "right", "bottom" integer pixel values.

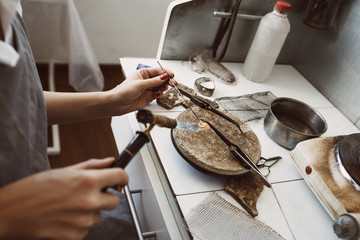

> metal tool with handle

[
  {"left": 157, "top": 61, "right": 202, "bottom": 122},
  {"left": 109, "top": 109, "right": 177, "bottom": 169},
  {"left": 201, "top": 119, "right": 271, "bottom": 188},
  {"left": 105, "top": 109, "right": 178, "bottom": 239},
  {"left": 103, "top": 109, "right": 177, "bottom": 193},
  {"left": 178, "top": 88, "right": 243, "bottom": 133}
]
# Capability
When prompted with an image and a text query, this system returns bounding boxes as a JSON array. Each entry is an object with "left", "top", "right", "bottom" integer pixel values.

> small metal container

[
  {"left": 194, "top": 77, "right": 215, "bottom": 97},
  {"left": 264, "top": 97, "right": 327, "bottom": 149}
]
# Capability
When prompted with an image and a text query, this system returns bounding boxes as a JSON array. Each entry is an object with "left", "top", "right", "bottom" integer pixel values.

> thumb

[{"left": 71, "top": 157, "right": 115, "bottom": 170}]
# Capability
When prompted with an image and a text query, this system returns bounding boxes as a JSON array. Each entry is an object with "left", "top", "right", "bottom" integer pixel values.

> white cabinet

[{"left": 111, "top": 114, "right": 189, "bottom": 240}]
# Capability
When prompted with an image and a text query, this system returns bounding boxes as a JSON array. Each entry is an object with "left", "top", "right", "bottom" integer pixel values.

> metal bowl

[{"left": 264, "top": 97, "right": 327, "bottom": 149}]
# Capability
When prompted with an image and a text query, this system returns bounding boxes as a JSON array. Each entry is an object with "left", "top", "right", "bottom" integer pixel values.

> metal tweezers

[
  {"left": 178, "top": 88, "right": 243, "bottom": 133},
  {"left": 201, "top": 119, "right": 271, "bottom": 188}
]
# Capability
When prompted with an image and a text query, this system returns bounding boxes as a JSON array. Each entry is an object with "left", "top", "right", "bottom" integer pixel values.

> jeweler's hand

[
  {"left": 106, "top": 67, "right": 175, "bottom": 115},
  {"left": 0, "top": 157, "right": 128, "bottom": 240},
  {"left": 44, "top": 67, "right": 176, "bottom": 124}
]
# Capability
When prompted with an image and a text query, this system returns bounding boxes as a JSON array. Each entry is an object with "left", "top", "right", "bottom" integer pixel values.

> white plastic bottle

[{"left": 242, "top": 1, "right": 291, "bottom": 83}]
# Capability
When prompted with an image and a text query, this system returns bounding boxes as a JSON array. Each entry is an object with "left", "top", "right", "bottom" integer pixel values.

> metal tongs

[
  {"left": 178, "top": 88, "right": 243, "bottom": 133},
  {"left": 201, "top": 119, "right": 271, "bottom": 188}
]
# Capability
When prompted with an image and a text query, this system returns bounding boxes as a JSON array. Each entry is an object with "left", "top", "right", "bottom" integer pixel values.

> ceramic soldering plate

[{"left": 171, "top": 107, "right": 261, "bottom": 176}]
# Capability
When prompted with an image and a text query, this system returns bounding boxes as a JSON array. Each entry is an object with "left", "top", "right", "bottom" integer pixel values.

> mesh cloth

[
  {"left": 215, "top": 91, "right": 276, "bottom": 123},
  {"left": 186, "top": 193, "right": 285, "bottom": 240}
]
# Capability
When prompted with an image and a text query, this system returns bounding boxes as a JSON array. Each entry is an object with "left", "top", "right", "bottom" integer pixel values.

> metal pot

[{"left": 264, "top": 97, "right": 327, "bottom": 149}]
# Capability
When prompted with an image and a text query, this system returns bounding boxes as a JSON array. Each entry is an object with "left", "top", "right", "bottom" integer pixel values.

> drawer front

[
  {"left": 126, "top": 153, "right": 171, "bottom": 240},
  {"left": 112, "top": 114, "right": 189, "bottom": 240}
]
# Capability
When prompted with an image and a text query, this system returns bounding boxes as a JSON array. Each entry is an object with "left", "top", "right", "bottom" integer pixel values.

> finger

[
  {"left": 62, "top": 211, "right": 102, "bottom": 229},
  {"left": 93, "top": 211, "right": 102, "bottom": 224},
  {"left": 161, "top": 84, "right": 169, "bottom": 92},
  {"left": 153, "top": 90, "right": 163, "bottom": 99},
  {"left": 89, "top": 168, "right": 129, "bottom": 189},
  {"left": 60, "top": 227, "right": 89, "bottom": 240},
  {"left": 142, "top": 74, "right": 177, "bottom": 92},
  {"left": 140, "top": 67, "right": 174, "bottom": 79},
  {"left": 97, "top": 193, "right": 120, "bottom": 210},
  {"left": 71, "top": 157, "right": 115, "bottom": 170},
  {"left": 39, "top": 222, "right": 90, "bottom": 240},
  {"left": 168, "top": 78, "right": 178, "bottom": 87},
  {"left": 79, "top": 211, "right": 102, "bottom": 228}
]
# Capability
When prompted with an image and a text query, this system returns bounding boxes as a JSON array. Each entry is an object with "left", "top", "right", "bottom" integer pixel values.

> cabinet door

[
  {"left": 126, "top": 154, "right": 171, "bottom": 240},
  {"left": 111, "top": 115, "right": 171, "bottom": 239}
]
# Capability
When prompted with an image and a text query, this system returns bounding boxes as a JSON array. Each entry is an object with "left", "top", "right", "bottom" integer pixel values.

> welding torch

[{"left": 109, "top": 109, "right": 177, "bottom": 169}]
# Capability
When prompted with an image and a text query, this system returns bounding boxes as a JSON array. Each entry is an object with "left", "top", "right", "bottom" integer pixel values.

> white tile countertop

[{"left": 112, "top": 57, "right": 360, "bottom": 240}]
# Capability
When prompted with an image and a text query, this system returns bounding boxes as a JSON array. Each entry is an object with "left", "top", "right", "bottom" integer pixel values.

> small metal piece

[
  {"left": 202, "top": 119, "right": 271, "bottom": 188},
  {"left": 129, "top": 188, "right": 142, "bottom": 194},
  {"left": 198, "top": 119, "right": 206, "bottom": 128},
  {"left": 142, "top": 232, "right": 157, "bottom": 238},
  {"left": 195, "top": 77, "right": 215, "bottom": 97},
  {"left": 157, "top": 61, "right": 202, "bottom": 123},
  {"left": 213, "top": 11, "right": 263, "bottom": 20}
]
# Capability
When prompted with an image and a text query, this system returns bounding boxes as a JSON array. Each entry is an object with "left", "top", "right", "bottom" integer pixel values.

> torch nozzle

[{"left": 137, "top": 109, "right": 177, "bottom": 129}]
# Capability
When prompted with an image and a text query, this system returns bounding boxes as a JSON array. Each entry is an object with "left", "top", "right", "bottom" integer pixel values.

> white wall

[{"left": 74, "top": 0, "right": 173, "bottom": 64}]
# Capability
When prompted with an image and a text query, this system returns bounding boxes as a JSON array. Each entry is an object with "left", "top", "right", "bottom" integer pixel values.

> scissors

[{"left": 201, "top": 119, "right": 271, "bottom": 188}]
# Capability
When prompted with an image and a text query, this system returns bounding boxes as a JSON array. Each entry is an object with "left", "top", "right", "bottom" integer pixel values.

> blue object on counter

[{"left": 136, "top": 63, "right": 151, "bottom": 70}]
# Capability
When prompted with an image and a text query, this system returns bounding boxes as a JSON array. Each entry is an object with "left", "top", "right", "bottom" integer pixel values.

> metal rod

[
  {"left": 213, "top": 11, "right": 262, "bottom": 20},
  {"left": 124, "top": 185, "right": 144, "bottom": 240},
  {"left": 47, "top": 60, "right": 61, "bottom": 156},
  {"left": 202, "top": 119, "right": 271, "bottom": 188},
  {"left": 143, "top": 231, "right": 157, "bottom": 239},
  {"left": 129, "top": 188, "right": 142, "bottom": 194},
  {"left": 157, "top": 61, "right": 202, "bottom": 122}
]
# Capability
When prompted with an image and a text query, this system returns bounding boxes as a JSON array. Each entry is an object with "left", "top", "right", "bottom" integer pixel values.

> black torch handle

[
  {"left": 110, "top": 131, "right": 150, "bottom": 169},
  {"left": 103, "top": 131, "right": 149, "bottom": 192}
]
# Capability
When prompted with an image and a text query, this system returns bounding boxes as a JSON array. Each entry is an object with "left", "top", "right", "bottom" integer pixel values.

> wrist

[{"left": 101, "top": 90, "right": 124, "bottom": 117}]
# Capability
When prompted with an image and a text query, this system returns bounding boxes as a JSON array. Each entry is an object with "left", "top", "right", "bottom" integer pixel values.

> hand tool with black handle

[
  {"left": 103, "top": 109, "right": 177, "bottom": 192},
  {"left": 201, "top": 119, "right": 271, "bottom": 188},
  {"left": 178, "top": 88, "right": 243, "bottom": 133}
]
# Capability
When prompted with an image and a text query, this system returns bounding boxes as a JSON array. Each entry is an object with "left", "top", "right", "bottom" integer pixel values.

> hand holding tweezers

[
  {"left": 178, "top": 88, "right": 243, "bottom": 133},
  {"left": 202, "top": 119, "right": 271, "bottom": 188}
]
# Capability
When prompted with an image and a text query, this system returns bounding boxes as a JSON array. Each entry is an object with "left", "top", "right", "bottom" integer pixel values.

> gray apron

[
  {"left": 0, "top": 14, "right": 137, "bottom": 239},
  {"left": 0, "top": 13, "right": 50, "bottom": 187}
]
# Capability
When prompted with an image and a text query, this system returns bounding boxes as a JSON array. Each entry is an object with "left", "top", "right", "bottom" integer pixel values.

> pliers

[
  {"left": 201, "top": 119, "right": 271, "bottom": 188},
  {"left": 178, "top": 88, "right": 243, "bottom": 133}
]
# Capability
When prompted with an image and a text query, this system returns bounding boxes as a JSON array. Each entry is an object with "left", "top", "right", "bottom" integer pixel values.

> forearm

[
  {"left": 44, "top": 68, "right": 173, "bottom": 125},
  {"left": 44, "top": 91, "right": 118, "bottom": 124}
]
